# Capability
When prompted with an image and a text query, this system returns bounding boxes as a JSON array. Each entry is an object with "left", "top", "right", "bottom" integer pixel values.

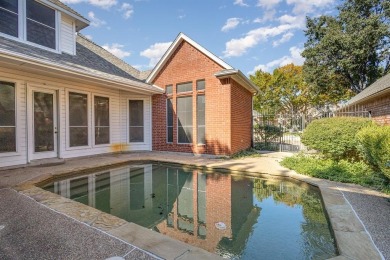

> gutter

[
  {"left": 214, "top": 69, "right": 259, "bottom": 95},
  {"left": 0, "top": 50, "right": 164, "bottom": 95}
]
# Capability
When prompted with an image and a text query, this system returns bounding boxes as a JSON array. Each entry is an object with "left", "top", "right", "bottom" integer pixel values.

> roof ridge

[
  {"left": 77, "top": 33, "right": 142, "bottom": 80},
  {"left": 47, "top": 0, "right": 89, "bottom": 23}
]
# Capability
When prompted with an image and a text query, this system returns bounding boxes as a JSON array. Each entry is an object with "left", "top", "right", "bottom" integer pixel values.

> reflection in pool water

[{"left": 43, "top": 163, "right": 337, "bottom": 259}]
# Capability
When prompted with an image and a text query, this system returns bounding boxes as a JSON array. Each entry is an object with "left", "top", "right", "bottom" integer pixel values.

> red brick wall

[
  {"left": 230, "top": 79, "right": 253, "bottom": 154},
  {"left": 360, "top": 94, "right": 390, "bottom": 125},
  {"left": 151, "top": 41, "right": 231, "bottom": 155},
  {"left": 151, "top": 40, "right": 253, "bottom": 155}
]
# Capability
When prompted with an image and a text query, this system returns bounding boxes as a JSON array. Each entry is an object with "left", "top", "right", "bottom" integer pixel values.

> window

[
  {"left": 167, "top": 99, "right": 173, "bottom": 143},
  {"left": 94, "top": 96, "right": 109, "bottom": 145},
  {"left": 69, "top": 92, "right": 88, "bottom": 147},
  {"left": 166, "top": 85, "right": 173, "bottom": 95},
  {"left": 26, "top": 0, "right": 56, "bottom": 49},
  {"left": 177, "top": 82, "right": 192, "bottom": 93},
  {"left": 0, "top": 81, "right": 16, "bottom": 153},
  {"left": 0, "top": 0, "right": 19, "bottom": 37},
  {"left": 177, "top": 96, "right": 192, "bottom": 143},
  {"left": 129, "top": 100, "right": 144, "bottom": 142},
  {"left": 197, "top": 95, "right": 205, "bottom": 144},
  {"left": 196, "top": 80, "right": 205, "bottom": 91}
]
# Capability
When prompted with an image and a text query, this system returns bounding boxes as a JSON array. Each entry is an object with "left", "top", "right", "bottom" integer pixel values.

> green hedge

[
  {"left": 301, "top": 117, "right": 372, "bottom": 161},
  {"left": 357, "top": 125, "right": 390, "bottom": 180}
]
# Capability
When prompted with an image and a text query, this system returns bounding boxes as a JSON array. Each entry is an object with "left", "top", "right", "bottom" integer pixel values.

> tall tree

[
  {"left": 250, "top": 64, "right": 347, "bottom": 115},
  {"left": 302, "top": 0, "right": 390, "bottom": 94}
]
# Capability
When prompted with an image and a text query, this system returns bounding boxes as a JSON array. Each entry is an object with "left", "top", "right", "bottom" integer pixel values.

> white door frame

[{"left": 27, "top": 85, "right": 59, "bottom": 161}]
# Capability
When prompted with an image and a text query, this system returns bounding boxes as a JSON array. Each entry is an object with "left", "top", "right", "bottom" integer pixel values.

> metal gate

[{"left": 253, "top": 111, "right": 314, "bottom": 152}]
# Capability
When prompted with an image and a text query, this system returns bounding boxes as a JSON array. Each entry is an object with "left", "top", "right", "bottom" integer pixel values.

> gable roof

[
  {"left": 145, "top": 33, "right": 258, "bottom": 94},
  {"left": 43, "top": 0, "right": 89, "bottom": 31},
  {"left": 346, "top": 73, "right": 390, "bottom": 106},
  {"left": 0, "top": 35, "right": 163, "bottom": 94}
]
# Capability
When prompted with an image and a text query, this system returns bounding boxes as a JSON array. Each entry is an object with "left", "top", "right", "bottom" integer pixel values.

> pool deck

[{"left": 0, "top": 151, "right": 389, "bottom": 260}]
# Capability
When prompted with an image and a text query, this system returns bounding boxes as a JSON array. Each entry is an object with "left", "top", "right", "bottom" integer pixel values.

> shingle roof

[
  {"left": 346, "top": 73, "right": 390, "bottom": 106},
  {"left": 0, "top": 36, "right": 162, "bottom": 93},
  {"left": 77, "top": 34, "right": 142, "bottom": 80}
]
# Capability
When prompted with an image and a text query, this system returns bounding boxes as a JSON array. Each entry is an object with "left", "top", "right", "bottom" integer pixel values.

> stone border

[{"left": 14, "top": 154, "right": 384, "bottom": 260}]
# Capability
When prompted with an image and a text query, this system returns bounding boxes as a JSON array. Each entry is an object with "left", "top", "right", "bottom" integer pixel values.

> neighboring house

[
  {"left": 147, "top": 34, "right": 258, "bottom": 155},
  {"left": 0, "top": 0, "right": 257, "bottom": 168},
  {"left": 343, "top": 73, "right": 390, "bottom": 125}
]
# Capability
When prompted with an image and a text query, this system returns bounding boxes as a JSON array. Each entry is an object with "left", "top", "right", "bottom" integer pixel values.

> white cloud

[
  {"left": 248, "top": 46, "right": 304, "bottom": 74},
  {"left": 88, "top": 12, "right": 107, "bottom": 27},
  {"left": 178, "top": 14, "right": 186, "bottom": 19},
  {"left": 253, "top": 9, "right": 276, "bottom": 23},
  {"left": 286, "top": 0, "right": 335, "bottom": 14},
  {"left": 102, "top": 43, "right": 131, "bottom": 59},
  {"left": 84, "top": 34, "right": 93, "bottom": 40},
  {"left": 221, "top": 18, "right": 241, "bottom": 32},
  {"left": 89, "top": 0, "right": 117, "bottom": 9},
  {"left": 257, "top": 0, "right": 281, "bottom": 9},
  {"left": 120, "top": 3, "right": 134, "bottom": 19},
  {"left": 233, "top": 0, "right": 249, "bottom": 7},
  {"left": 272, "top": 32, "right": 294, "bottom": 46},
  {"left": 223, "top": 23, "right": 301, "bottom": 57},
  {"left": 140, "top": 42, "right": 172, "bottom": 67}
]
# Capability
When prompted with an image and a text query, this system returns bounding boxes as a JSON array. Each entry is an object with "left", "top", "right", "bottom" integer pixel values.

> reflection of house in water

[{"left": 47, "top": 164, "right": 261, "bottom": 254}]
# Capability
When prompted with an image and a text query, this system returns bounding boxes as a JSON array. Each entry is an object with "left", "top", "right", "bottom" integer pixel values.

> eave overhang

[
  {"left": 0, "top": 50, "right": 164, "bottom": 95},
  {"left": 214, "top": 69, "right": 259, "bottom": 95}
]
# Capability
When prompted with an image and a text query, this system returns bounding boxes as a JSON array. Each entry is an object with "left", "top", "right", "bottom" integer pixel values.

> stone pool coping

[{"left": 11, "top": 152, "right": 385, "bottom": 260}]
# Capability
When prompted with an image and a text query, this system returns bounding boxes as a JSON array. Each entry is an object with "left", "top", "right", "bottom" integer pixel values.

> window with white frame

[
  {"left": 0, "top": 0, "right": 57, "bottom": 50},
  {"left": 69, "top": 92, "right": 88, "bottom": 147},
  {"left": 0, "top": 0, "right": 19, "bottom": 38},
  {"left": 94, "top": 96, "right": 109, "bottom": 145},
  {"left": 26, "top": 0, "right": 56, "bottom": 49},
  {"left": 0, "top": 81, "right": 16, "bottom": 153},
  {"left": 129, "top": 100, "right": 144, "bottom": 142}
]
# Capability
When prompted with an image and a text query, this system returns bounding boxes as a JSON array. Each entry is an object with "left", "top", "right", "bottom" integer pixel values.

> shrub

[
  {"left": 281, "top": 154, "right": 389, "bottom": 193},
  {"left": 254, "top": 124, "right": 283, "bottom": 142},
  {"left": 301, "top": 117, "right": 372, "bottom": 161},
  {"left": 357, "top": 125, "right": 390, "bottom": 180}
]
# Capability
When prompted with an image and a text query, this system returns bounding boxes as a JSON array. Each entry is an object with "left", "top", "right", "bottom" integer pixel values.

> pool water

[{"left": 43, "top": 163, "right": 337, "bottom": 259}]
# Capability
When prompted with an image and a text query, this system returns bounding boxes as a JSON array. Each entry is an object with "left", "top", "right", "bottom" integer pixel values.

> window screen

[
  {"left": 167, "top": 99, "right": 173, "bottom": 143},
  {"left": 196, "top": 80, "right": 205, "bottom": 91},
  {"left": 0, "top": 0, "right": 18, "bottom": 37},
  {"left": 166, "top": 85, "right": 173, "bottom": 95},
  {"left": 26, "top": 0, "right": 55, "bottom": 49},
  {"left": 177, "top": 96, "right": 192, "bottom": 143},
  {"left": 177, "top": 82, "right": 192, "bottom": 93},
  {"left": 0, "top": 81, "right": 16, "bottom": 153},
  {"left": 69, "top": 92, "right": 88, "bottom": 147},
  {"left": 94, "top": 96, "right": 110, "bottom": 145},
  {"left": 129, "top": 100, "right": 144, "bottom": 142},
  {"left": 197, "top": 95, "right": 205, "bottom": 144}
]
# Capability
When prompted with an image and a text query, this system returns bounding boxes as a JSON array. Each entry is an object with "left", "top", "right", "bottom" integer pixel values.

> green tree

[
  {"left": 250, "top": 64, "right": 343, "bottom": 115},
  {"left": 303, "top": 0, "right": 390, "bottom": 94}
]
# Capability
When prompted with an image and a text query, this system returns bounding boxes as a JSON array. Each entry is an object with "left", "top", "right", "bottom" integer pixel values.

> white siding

[
  {"left": 60, "top": 16, "right": 75, "bottom": 55},
  {"left": 0, "top": 67, "right": 153, "bottom": 168}
]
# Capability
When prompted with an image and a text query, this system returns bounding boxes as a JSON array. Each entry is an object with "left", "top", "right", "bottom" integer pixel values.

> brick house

[
  {"left": 146, "top": 33, "right": 258, "bottom": 155},
  {"left": 344, "top": 73, "right": 390, "bottom": 125},
  {"left": 0, "top": 0, "right": 256, "bottom": 168}
]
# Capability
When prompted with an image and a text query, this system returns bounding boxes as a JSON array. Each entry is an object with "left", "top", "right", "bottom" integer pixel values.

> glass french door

[{"left": 32, "top": 89, "right": 57, "bottom": 159}]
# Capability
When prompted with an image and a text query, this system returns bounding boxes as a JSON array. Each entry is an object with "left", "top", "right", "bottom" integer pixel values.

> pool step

[{"left": 30, "top": 158, "right": 65, "bottom": 167}]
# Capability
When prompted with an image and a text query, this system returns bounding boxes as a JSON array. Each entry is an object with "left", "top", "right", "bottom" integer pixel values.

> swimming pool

[{"left": 43, "top": 162, "right": 337, "bottom": 259}]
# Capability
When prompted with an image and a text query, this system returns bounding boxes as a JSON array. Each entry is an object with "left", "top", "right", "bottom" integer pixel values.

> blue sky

[{"left": 63, "top": 0, "right": 338, "bottom": 75}]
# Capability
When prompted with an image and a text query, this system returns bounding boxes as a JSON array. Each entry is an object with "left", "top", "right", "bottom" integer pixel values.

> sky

[{"left": 62, "top": 0, "right": 339, "bottom": 75}]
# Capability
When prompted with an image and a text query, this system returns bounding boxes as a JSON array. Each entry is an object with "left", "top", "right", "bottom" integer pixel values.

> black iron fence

[{"left": 252, "top": 106, "right": 370, "bottom": 152}]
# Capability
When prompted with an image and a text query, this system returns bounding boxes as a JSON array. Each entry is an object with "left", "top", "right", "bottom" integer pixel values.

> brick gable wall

[{"left": 151, "top": 41, "right": 253, "bottom": 155}]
